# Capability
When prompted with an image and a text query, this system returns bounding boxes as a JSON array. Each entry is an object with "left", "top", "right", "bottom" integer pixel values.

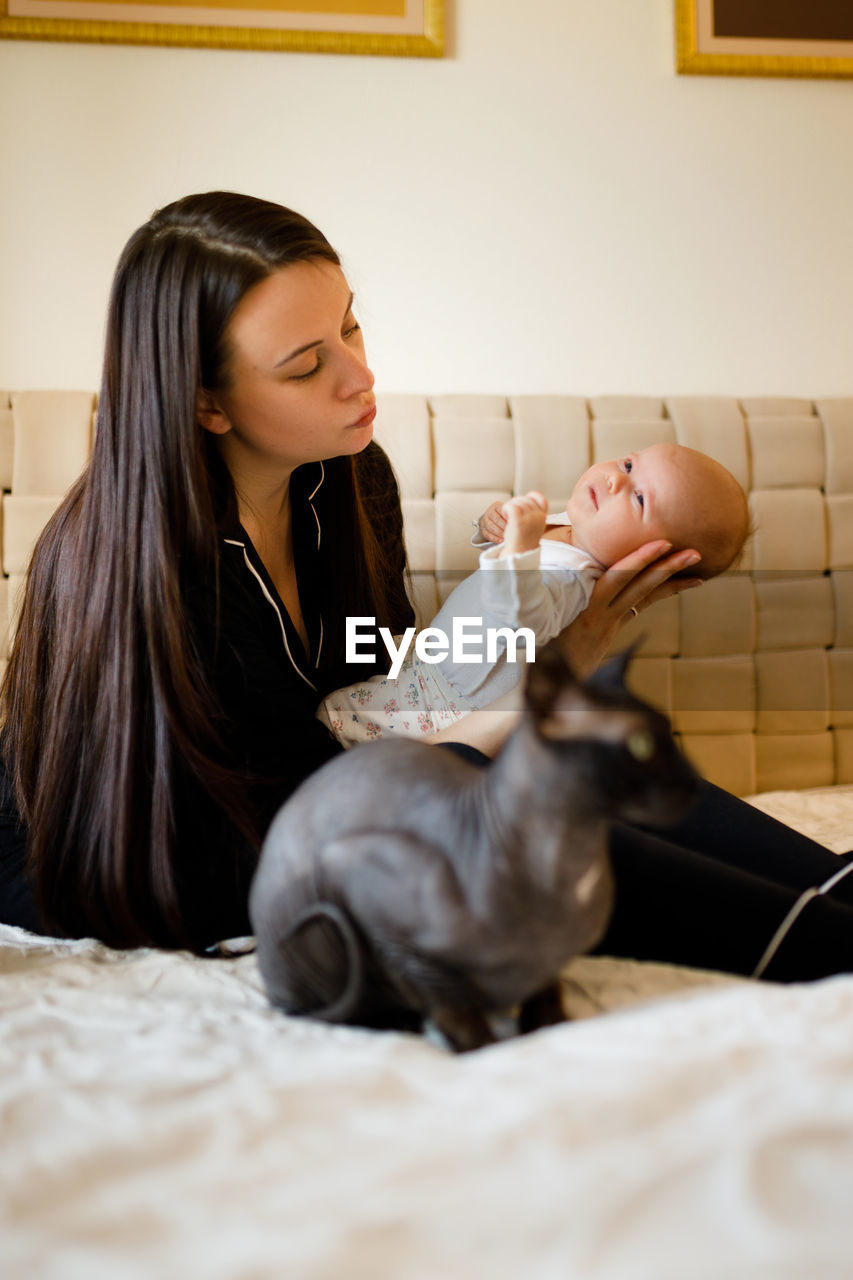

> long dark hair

[{"left": 0, "top": 192, "right": 409, "bottom": 949}]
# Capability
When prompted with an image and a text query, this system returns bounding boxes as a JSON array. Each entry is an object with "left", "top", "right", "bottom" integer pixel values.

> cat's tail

[{"left": 258, "top": 900, "right": 366, "bottom": 1025}]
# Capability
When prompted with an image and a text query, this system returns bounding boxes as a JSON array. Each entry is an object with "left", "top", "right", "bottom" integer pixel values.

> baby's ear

[{"left": 524, "top": 639, "right": 581, "bottom": 722}]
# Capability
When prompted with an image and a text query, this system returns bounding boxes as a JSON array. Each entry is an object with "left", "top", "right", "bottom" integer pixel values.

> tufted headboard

[{"left": 2, "top": 389, "right": 852, "bottom": 797}]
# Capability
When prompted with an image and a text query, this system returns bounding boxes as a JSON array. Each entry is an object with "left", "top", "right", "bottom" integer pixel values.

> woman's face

[{"left": 199, "top": 259, "right": 376, "bottom": 475}]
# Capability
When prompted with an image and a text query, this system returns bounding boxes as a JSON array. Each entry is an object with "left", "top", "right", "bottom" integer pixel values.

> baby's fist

[
  {"left": 475, "top": 500, "right": 508, "bottom": 544},
  {"left": 500, "top": 491, "right": 548, "bottom": 557}
]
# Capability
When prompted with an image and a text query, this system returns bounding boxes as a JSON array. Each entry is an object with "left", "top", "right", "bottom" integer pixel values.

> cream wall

[{"left": 1, "top": 0, "right": 851, "bottom": 396}]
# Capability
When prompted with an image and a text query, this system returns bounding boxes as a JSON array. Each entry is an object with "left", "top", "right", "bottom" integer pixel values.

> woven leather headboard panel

[
  {"left": 374, "top": 392, "right": 853, "bottom": 795},
  {"left": 2, "top": 389, "right": 851, "bottom": 795}
]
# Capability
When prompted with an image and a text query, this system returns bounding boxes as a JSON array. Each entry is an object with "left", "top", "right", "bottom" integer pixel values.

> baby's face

[{"left": 565, "top": 443, "right": 731, "bottom": 567}]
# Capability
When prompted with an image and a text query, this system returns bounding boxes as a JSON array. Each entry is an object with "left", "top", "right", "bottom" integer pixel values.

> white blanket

[{"left": 3, "top": 788, "right": 853, "bottom": 1279}]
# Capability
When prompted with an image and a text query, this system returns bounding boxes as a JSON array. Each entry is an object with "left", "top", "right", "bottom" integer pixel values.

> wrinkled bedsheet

[{"left": 3, "top": 788, "right": 853, "bottom": 1280}]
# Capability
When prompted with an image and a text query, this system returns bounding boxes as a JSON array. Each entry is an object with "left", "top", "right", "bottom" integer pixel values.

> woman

[
  {"left": 1, "top": 191, "right": 851, "bottom": 979},
  {"left": 1, "top": 193, "right": 416, "bottom": 948}
]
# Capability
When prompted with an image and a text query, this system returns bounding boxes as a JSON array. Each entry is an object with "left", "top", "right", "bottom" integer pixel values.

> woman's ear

[{"left": 196, "top": 389, "right": 232, "bottom": 436}]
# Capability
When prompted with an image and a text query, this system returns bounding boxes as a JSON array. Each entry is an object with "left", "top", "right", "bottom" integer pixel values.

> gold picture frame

[
  {"left": 0, "top": 0, "right": 443, "bottom": 56},
  {"left": 675, "top": 0, "right": 853, "bottom": 78}
]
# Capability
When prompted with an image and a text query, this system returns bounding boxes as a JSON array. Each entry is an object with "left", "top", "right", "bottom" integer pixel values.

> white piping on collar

[
  {"left": 315, "top": 615, "right": 324, "bottom": 668},
  {"left": 223, "top": 538, "right": 317, "bottom": 691},
  {"left": 307, "top": 461, "right": 324, "bottom": 553},
  {"left": 307, "top": 460, "right": 325, "bottom": 503},
  {"left": 307, "top": 461, "right": 324, "bottom": 664}
]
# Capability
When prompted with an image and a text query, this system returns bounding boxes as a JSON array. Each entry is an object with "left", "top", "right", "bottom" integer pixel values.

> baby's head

[{"left": 566, "top": 443, "right": 749, "bottom": 578}]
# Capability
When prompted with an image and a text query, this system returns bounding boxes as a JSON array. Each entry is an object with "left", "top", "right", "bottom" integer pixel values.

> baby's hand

[
  {"left": 499, "top": 491, "right": 548, "bottom": 558},
  {"left": 475, "top": 500, "right": 508, "bottom": 544}
]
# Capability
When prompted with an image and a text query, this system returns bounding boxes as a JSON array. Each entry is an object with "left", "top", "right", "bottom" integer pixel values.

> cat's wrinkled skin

[{"left": 250, "top": 640, "right": 700, "bottom": 1052}]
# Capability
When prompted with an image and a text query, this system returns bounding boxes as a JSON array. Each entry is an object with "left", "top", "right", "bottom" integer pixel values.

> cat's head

[{"left": 523, "top": 639, "right": 700, "bottom": 827}]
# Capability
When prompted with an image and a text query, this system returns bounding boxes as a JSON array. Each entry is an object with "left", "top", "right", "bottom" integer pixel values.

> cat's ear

[
  {"left": 524, "top": 639, "right": 582, "bottom": 723},
  {"left": 588, "top": 639, "right": 642, "bottom": 694}
]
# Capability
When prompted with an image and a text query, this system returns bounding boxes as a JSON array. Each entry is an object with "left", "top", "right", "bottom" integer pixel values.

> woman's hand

[{"left": 557, "top": 540, "right": 702, "bottom": 679}]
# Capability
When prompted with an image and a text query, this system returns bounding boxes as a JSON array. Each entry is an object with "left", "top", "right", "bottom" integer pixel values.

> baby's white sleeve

[{"left": 477, "top": 544, "right": 596, "bottom": 641}]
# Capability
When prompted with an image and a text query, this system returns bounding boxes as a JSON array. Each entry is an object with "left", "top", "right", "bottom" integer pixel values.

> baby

[{"left": 319, "top": 443, "right": 749, "bottom": 746}]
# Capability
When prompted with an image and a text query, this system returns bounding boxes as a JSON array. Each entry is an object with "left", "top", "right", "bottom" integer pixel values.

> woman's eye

[
  {"left": 343, "top": 321, "right": 361, "bottom": 339},
  {"left": 291, "top": 361, "right": 322, "bottom": 382}
]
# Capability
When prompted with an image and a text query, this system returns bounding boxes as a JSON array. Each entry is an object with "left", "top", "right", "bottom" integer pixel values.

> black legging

[
  {"left": 440, "top": 746, "right": 853, "bottom": 983},
  {"left": 3, "top": 753, "right": 853, "bottom": 980},
  {"left": 599, "top": 779, "right": 853, "bottom": 982}
]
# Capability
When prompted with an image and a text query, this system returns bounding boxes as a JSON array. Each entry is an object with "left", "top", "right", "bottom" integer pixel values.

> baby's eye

[
  {"left": 624, "top": 458, "right": 633, "bottom": 473},
  {"left": 635, "top": 490, "right": 645, "bottom": 510}
]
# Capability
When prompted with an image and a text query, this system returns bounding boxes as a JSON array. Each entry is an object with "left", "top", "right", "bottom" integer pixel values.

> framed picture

[
  {"left": 675, "top": 0, "right": 853, "bottom": 78},
  {"left": 0, "top": 0, "right": 443, "bottom": 56}
]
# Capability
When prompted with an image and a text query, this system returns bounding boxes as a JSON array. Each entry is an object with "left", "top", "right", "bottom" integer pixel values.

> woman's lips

[{"left": 349, "top": 405, "right": 377, "bottom": 429}]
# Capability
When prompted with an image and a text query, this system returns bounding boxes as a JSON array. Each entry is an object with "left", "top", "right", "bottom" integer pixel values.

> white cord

[{"left": 751, "top": 858, "right": 853, "bottom": 980}]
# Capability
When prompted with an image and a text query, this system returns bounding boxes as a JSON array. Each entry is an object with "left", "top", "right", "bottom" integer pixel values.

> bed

[
  {"left": 3, "top": 784, "right": 853, "bottom": 1278},
  {"left": 2, "top": 392, "right": 853, "bottom": 1276}
]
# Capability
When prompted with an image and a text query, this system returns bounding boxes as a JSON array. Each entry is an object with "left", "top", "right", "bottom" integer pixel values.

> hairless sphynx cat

[{"left": 250, "top": 640, "right": 699, "bottom": 1051}]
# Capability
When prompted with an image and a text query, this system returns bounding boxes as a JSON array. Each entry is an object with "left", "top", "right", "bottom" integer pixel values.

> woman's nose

[{"left": 339, "top": 347, "right": 374, "bottom": 398}]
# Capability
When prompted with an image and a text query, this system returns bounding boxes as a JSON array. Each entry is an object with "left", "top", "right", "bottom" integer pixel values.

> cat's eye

[{"left": 627, "top": 730, "right": 655, "bottom": 761}]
